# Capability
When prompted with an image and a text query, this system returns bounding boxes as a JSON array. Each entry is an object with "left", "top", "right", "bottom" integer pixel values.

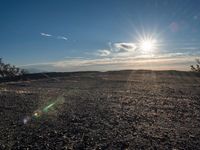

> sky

[{"left": 0, "top": 0, "right": 200, "bottom": 72}]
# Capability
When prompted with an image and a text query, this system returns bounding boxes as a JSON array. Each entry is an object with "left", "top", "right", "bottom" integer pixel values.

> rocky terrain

[{"left": 0, "top": 70, "right": 200, "bottom": 149}]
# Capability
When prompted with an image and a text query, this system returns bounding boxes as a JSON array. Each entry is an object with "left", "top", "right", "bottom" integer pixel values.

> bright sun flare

[{"left": 139, "top": 39, "right": 156, "bottom": 52}]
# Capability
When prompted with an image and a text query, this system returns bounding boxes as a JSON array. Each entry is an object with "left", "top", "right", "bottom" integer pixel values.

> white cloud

[
  {"left": 40, "top": 33, "right": 68, "bottom": 41},
  {"left": 40, "top": 33, "right": 52, "bottom": 37},
  {"left": 94, "top": 42, "right": 138, "bottom": 58},
  {"left": 96, "top": 49, "right": 111, "bottom": 56},
  {"left": 113, "top": 42, "right": 137, "bottom": 52},
  {"left": 57, "top": 36, "right": 68, "bottom": 41}
]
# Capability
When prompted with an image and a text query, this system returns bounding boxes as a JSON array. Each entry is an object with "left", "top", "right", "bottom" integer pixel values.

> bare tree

[
  {"left": 0, "top": 58, "right": 4, "bottom": 77},
  {"left": 191, "top": 59, "right": 200, "bottom": 72},
  {"left": 14, "top": 66, "right": 20, "bottom": 75},
  {"left": 0, "top": 58, "right": 28, "bottom": 78},
  {"left": 3, "top": 64, "right": 11, "bottom": 77},
  {"left": 20, "top": 69, "right": 28, "bottom": 75}
]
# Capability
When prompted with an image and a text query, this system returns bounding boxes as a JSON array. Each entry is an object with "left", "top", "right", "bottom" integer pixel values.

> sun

[{"left": 139, "top": 39, "right": 156, "bottom": 52}]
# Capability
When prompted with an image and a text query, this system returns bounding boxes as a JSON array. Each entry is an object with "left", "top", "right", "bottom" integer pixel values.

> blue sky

[{"left": 1, "top": 0, "right": 200, "bottom": 72}]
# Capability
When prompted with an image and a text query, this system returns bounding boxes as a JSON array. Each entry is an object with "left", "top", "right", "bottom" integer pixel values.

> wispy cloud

[
  {"left": 57, "top": 36, "right": 68, "bottom": 41},
  {"left": 94, "top": 42, "right": 138, "bottom": 58},
  {"left": 96, "top": 49, "right": 111, "bottom": 57},
  {"left": 113, "top": 42, "right": 137, "bottom": 52},
  {"left": 19, "top": 52, "right": 199, "bottom": 72},
  {"left": 40, "top": 32, "right": 52, "bottom": 37},
  {"left": 40, "top": 33, "right": 68, "bottom": 41},
  {"left": 93, "top": 42, "right": 140, "bottom": 58}
]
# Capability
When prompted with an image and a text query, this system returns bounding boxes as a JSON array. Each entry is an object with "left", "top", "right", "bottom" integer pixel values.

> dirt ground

[{"left": 0, "top": 70, "right": 200, "bottom": 149}]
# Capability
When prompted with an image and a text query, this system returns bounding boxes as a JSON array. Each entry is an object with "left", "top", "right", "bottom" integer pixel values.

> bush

[
  {"left": 0, "top": 58, "right": 28, "bottom": 78},
  {"left": 191, "top": 59, "right": 200, "bottom": 72}
]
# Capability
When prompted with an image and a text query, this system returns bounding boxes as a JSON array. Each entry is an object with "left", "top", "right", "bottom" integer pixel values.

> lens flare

[
  {"left": 34, "top": 112, "right": 39, "bottom": 117},
  {"left": 23, "top": 116, "right": 31, "bottom": 124},
  {"left": 43, "top": 102, "right": 56, "bottom": 112},
  {"left": 23, "top": 95, "right": 65, "bottom": 124},
  {"left": 33, "top": 110, "right": 42, "bottom": 118}
]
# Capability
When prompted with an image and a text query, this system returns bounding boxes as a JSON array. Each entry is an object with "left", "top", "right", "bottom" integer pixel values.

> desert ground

[{"left": 0, "top": 70, "right": 200, "bottom": 149}]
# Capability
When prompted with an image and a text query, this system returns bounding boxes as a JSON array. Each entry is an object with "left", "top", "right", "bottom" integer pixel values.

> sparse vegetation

[
  {"left": 0, "top": 58, "right": 27, "bottom": 78},
  {"left": 191, "top": 59, "right": 200, "bottom": 72}
]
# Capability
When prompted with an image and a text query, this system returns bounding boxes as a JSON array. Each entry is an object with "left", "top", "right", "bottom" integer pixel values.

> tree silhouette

[
  {"left": 0, "top": 58, "right": 28, "bottom": 78},
  {"left": 0, "top": 58, "right": 4, "bottom": 77},
  {"left": 191, "top": 59, "right": 200, "bottom": 72}
]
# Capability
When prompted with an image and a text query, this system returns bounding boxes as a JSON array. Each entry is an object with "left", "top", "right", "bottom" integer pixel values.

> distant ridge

[
  {"left": 23, "top": 68, "right": 47, "bottom": 73},
  {"left": 0, "top": 70, "right": 199, "bottom": 83}
]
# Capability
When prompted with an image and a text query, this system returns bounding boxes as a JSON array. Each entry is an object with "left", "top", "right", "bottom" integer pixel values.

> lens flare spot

[
  {"left": 43, "top": 102, "right": 56, "bottom": 112},
  {"left": 34, "top": 112, "right": 39, "bottom": 117},
  {"left": 33, "top": 111, "right": 41, "bottom": 118},
  {"left": 23, "top": 116, "right": 31, "bottom": 124}
]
